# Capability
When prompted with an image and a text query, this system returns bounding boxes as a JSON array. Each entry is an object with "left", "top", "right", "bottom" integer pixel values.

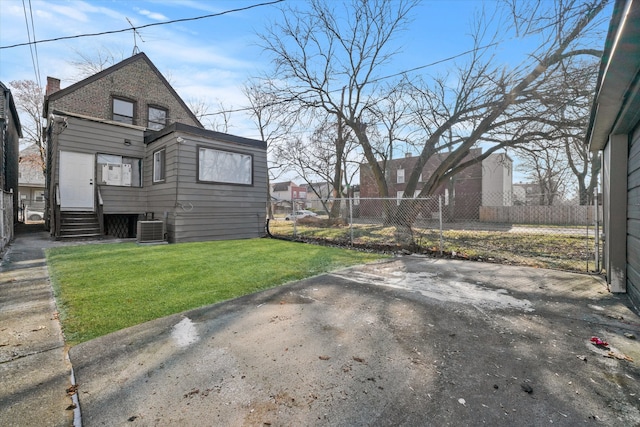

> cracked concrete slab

[
  {"left": 70, "top": 256, "right": 640, "bottom": 426},
  {"left": 0, "top": 224, "right": 74, "bottom": 427}
]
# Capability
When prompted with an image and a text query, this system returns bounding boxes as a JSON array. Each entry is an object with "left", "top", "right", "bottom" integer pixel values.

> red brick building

[{"left": 359, "top": 149, "right": 484, "bottom": 220}]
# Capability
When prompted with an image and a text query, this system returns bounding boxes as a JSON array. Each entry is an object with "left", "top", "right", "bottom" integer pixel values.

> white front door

[{"left": 60, "top": 151, "right": 95, "bottom": 211}]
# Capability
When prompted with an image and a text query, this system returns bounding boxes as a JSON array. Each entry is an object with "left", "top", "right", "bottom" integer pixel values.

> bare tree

[
  {"left": 259, "top": 0, "right": 607, "bottom": 230},
  {"left": 9, "top": 80, "right": 45, "bottom": 168},
  {"left": 67, "top": 46, "right": 124, "bottom": 79},
  {"left": 277, "top": 116, "right": 362, "bottom": 218},
  {"left": 516, "top": 140, "right": 572, "bottom": 205},
  {"left": 243, "top": 79, "right": 298, "bottom": 218},
  {"left": 259, "top": 0, "right": 418, "bottom": 221}
]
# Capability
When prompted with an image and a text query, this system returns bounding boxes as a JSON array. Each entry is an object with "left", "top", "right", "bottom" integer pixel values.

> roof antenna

[{"left": 126, "top": 17, "right": 144, "bottom": 56}]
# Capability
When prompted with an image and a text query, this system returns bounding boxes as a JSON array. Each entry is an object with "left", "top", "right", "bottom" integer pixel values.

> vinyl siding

[
  {"left": 51, "top": 116, "right": 146, "bottom": 214},
  {"left": 628, "top": 124, "right": 640, "bottom": 306},
  {"left": 145, "top": 133, "right": 267, "bottom": 243}
]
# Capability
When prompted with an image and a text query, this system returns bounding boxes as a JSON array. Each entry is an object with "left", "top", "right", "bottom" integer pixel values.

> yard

[
  {"left": 267, "top": 220, "right": 599, "bottom": 272},
  {"left": 46, "top": 238, "right": 385, "bottom": 345}
]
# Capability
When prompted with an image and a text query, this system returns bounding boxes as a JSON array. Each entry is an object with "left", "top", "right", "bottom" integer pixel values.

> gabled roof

[
  {"left": 272, "top": 181, "right": 295, "bottom": 191},
  {"left": 43, "top": 52, "right": 202, "bottom": 127}
]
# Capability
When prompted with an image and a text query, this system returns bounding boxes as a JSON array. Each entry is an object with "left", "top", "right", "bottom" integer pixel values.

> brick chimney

[{"left": 46, "top": 77, "right": 60, "bottom": 96}]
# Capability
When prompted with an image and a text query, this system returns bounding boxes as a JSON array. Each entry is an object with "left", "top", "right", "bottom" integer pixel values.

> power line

[
  {"left": 1, "top": 0, "right": 285, "bottom": 50},
  {"left": 21, "top": 0, "right": 41, "bottom": 88},
  {"left": 199, "top": 40, "right": 503, "bottom": 117}
]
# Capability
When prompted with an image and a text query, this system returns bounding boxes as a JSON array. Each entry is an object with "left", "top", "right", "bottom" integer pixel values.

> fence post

[
  {"left": 438, "top": 195, "right": 443, "bottom": 255},
  {"left": 349, "top": 196, "right": 354, "bottom": 246},
  {"left": 292, "top": 200, "right": 297, "bottom": 238}
]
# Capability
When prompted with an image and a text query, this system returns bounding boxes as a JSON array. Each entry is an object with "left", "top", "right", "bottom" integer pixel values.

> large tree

[
  {"left": 9, "top": 80, "right": 45, "bottom": 168},
  {"left": 276, "top": 115, "right": 362, "bottom": 218},
  {"left": 243, "top": 79, "right": 299, "bottom": 218},
  {"left": 259, "top": 0, "right": 608, "bottom": 227}
]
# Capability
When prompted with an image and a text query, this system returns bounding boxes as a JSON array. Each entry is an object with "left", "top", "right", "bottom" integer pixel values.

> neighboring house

[
  {"left": 271, "top": 181, "right": 306, "bottom": 202},
  {"left": 18, "top": 144, "right": 46, "bottom": 218},
  {"left": 586, "top": 0, "right": 640, "bottom": 308},
  {"left": 482, "top": 153, "right": 513, "bottom": 206},
  {"left": 43, "top": 52, "right": 267, "bottom": 242},
  {"left": 302, "top": 182, "right": 333, "bottom": 211},
  {"left": 1, "top": 82, "right": 22, "bottom": 226},
  {"left": 513, "top": 182, "right": 542, "bottom": 206},
  {"left": 359, "top": 150, "right": 512, "bottom": 219}
]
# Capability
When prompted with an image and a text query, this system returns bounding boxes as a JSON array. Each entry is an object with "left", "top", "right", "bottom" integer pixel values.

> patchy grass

[
  {"left": 47, "top": 239, "right": 385, "bottom": 345},
  {"left": 268, "top": 220, "right": 597, "bottom": 272}
]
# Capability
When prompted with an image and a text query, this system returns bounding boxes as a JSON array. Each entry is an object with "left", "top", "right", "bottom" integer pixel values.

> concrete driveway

[
  {"left": 1, "top": 224, "right": 639, "bottom": 426},
  {"left": 70, "top": 258, "right": 640, "bottom": 426}
]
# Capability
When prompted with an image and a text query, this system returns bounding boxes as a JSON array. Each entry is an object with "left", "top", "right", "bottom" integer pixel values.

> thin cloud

[{"left": 137, "top": 9, "right": 169, "bottom": 21}]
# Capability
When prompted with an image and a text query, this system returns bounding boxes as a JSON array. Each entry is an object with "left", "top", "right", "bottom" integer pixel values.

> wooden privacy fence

[{"left": 479, "top": 205, "right": 601, "bottom": 225}]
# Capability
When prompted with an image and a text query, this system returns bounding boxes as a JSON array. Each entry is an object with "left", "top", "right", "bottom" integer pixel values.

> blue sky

[
  {"left": 0, "top": 0, "right": 612, "bottom": 185},
  {"left": 0, "top": 0, "right": 557, "bottom": 136}
]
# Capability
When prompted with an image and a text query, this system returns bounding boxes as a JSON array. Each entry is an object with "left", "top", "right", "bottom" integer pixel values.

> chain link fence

[{"left": 267, "top": 192, "right": 602, "bottom": 273}]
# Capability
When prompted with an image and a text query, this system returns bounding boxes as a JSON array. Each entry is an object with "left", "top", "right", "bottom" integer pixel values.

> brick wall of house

[
  {"left": 47, "top": 55, "right": 200, "bottom": 128},
  {"left": 359, "top": 150, "right": 483, "bottom": 220}
]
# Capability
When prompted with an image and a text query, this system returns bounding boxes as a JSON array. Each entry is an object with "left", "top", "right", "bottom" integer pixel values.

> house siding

[
  {"left": 48, "top": 115, "right": 146, "bottom": 214},
  {"left": 43, "top": 54, "right": 268, "bottom": 243},
  {"left": 628, "top": 124, "right": 640, "bottom": 305},
  {"left": 1, "top": 84, "right": 21, "bottom": 224},
  {"left": 145, "top": 132, "right": 268, "bottom": 243}
]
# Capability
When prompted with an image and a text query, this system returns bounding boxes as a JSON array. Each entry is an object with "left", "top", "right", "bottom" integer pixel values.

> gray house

[
  {"left": 586, "top": 0, "right": 640, "bottom": 308},
  {"left": 1, "top": 82, "right": 22, "bottom": 227},
  {"left": 43, "top": 53, "right": 267, "bottom": 242}
]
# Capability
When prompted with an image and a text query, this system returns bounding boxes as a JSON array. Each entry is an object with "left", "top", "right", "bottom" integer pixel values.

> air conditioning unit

[{"left": 137, "top": 220, "right": 166, "bottom": 244}]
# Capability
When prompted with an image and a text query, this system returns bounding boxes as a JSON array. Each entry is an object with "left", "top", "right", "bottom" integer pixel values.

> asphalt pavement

[{"left": 1, "top": 224, "right": 640, "bottom": 426}]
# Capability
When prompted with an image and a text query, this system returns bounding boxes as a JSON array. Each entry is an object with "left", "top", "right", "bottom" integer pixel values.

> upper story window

[
  {"left": 397, "top": 168, "right": 405, "bottom": 184},
  {"left": 113, "top": 98, "right": 135, "bottom": 125},
  {"left": 148, "top": 106, "right": 168, "bottom": 130}
]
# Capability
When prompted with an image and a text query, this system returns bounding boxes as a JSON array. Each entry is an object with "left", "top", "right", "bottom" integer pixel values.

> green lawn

[{"left": 47, "top": 238, "right": 385, "bottom": 345}]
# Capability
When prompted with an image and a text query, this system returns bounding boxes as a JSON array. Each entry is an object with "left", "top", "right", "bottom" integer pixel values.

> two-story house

[
  {"left": 359, "top": 150, "right": 512, "bottom": 220},
  {"left": 43, "top": 52, "right": 267, "bottom": 242}
]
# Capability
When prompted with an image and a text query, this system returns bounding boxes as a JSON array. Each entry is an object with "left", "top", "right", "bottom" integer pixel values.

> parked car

[
  {"left": 285, "top": 210, "right": 318, "bottom": 221},
  {"left": 26, "top": 209, "right": 44, "bottom": 221}
]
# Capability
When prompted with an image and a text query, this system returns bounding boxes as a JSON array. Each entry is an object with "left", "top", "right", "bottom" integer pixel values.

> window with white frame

[
  {"left": 153, "top": 148, "right": 166, "bottom": 183},
  {"left": 97, "top": 154, "right": 142, "bottom": 187},
  {"left": 148, "top": 106, "right": 167, "bottom": 130},
  {"left": 113, "top": 98, "right": 135, "bottom": 125},
  {"left": 397, "top": 190, "right": 404, "bottom": 206},
  {"left": 397, "top": 168, "right": 405, "bottom": 184},
  {"left": 198, "top": 147, "right": 252, "bottom": 185}
]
